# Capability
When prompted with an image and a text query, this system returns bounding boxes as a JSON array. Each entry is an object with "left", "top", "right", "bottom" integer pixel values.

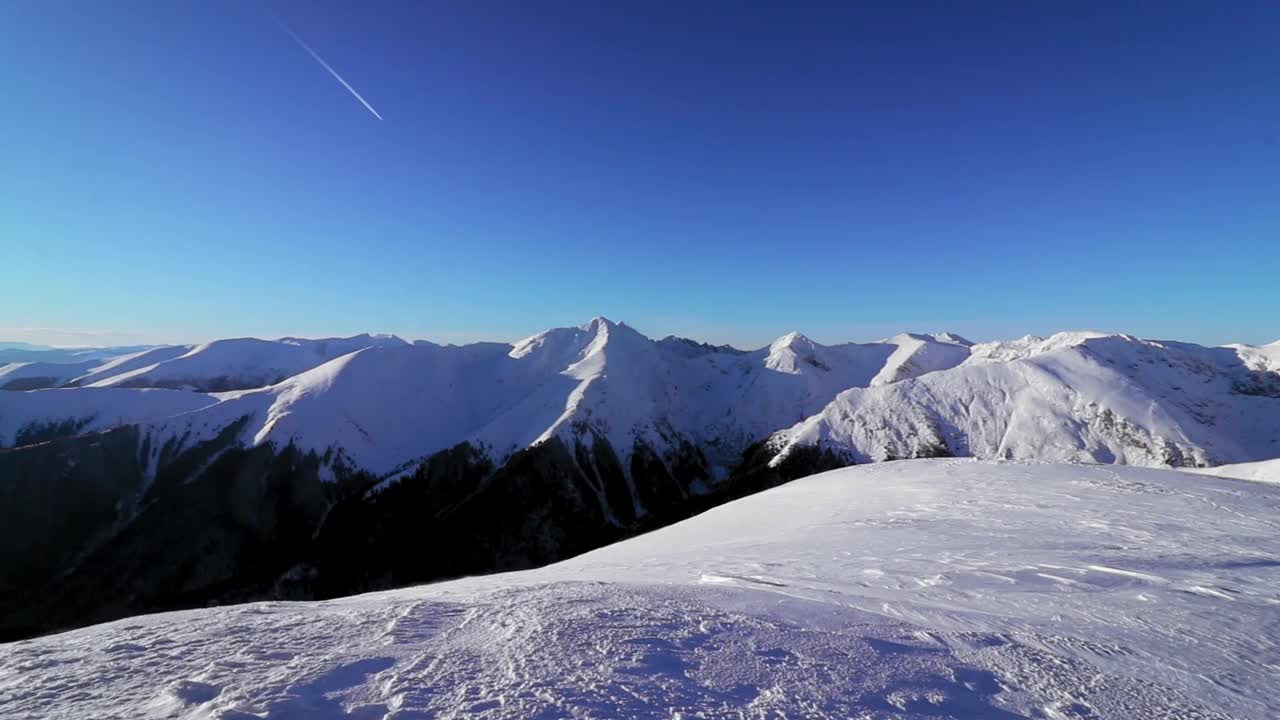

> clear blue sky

[{"left": 2, "top": 1, "right": 1277, "bottom": 348}]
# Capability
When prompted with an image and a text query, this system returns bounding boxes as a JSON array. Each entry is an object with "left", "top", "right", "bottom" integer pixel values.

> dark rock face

[
  {"left": 1234, "top": 371, "right": 1280, "bottom": 399},
  {"left": 0, "top": 417, "right": 311, "bottom": 639},
  {"left": 307, "top": 437, "right": 636, "bottom": 597},
  {"left": 12, "top": 415, "right": 97, "bottom": 447},
  {"left": 0, "top": 426, "right": 150, "bottom": 600},
  {"left": 717, "top": 439, "right": 852, "bottom": 498},
  {"left": 0, "top": 427, "right": 853, "bottom": 642}
]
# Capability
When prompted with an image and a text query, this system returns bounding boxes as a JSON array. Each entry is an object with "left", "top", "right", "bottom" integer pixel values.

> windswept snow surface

[{"left": 3, "top": 460, "right": 1276, "bottom": 719}]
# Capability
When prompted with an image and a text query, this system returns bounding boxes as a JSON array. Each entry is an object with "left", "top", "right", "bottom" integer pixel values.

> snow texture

[{"left": 3, "top": 460, "right": 1276, "bottom": 719}]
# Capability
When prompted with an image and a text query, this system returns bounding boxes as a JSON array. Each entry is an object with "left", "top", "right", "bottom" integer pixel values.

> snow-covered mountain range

[
  {"left": 1, "top": 319, "right": 1277, "bottom": 641},
  {"left": 772, "top": 332, "right": 1280, "bottom": 468},
  {"left": 5, "top": 321, "right": 1276, "bottom": 470},
  {"left": 0, "top": 334, "right": 407, "bottom": 392},
  {"left": 106, "top": 320, "right": 976, "bottom": 481},
  {"left": 7, "top": 460, "right": 1278, "bottom": 719}
]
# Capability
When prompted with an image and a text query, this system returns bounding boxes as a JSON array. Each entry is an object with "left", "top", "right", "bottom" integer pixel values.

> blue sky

[{"left": 2, "top": 1, "right": 1277, "bottom": 348}]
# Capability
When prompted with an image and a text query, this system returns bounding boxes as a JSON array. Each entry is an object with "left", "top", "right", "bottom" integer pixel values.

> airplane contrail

[{"left": 278, "top": 22, "right": 383, "bottom": 120}]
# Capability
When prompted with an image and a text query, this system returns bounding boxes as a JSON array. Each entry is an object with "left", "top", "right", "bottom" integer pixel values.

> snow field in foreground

[{"left": 2, "top": 459, "right": 1277, "bottom": 719}]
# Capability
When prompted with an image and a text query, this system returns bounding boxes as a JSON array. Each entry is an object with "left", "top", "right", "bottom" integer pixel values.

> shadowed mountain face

[
  {"left": 0, "top": 426, "right": 838, "bottom": 641},
  {"left": 0, "top": 323, "right": 1276, "bottom": 640}
]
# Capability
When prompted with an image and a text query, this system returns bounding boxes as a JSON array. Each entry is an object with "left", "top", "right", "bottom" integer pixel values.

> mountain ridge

[{"left": 1, "top": 319, "right": 1277, "bottom": 640}]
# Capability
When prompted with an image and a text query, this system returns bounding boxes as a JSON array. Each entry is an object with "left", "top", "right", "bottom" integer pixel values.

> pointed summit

[
  {"left": 766, "top": 332, "right": 828, "bottom": 373},
  {"left": 770, "top": 331, "right": 817, "bottom": 352},
  {"left": 580, "top": 316, "right": 617, "bottom": 333},
  {"left": 509, "top": 317, "right": 647, "bottom": 363}
]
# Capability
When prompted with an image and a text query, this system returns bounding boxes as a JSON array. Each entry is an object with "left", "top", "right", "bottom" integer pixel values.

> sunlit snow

[{"left": 5, "top": 460, "right": 1276, "bottom": 719}]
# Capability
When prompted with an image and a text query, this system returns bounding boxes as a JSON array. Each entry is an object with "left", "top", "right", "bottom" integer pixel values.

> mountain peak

[
  {"left": 509, "top": 317, "right": 645, "bottom": 363},
  {"left": 580, "top": 316, "right": 618, "bottom": 333},
  {"left": 771, "top": 331, "right": 817, "bottom": 351},
  {"left": 931, "top": 332, "right": 974, "bottom": 346},
  {"left": 766, "top": 332, "right": 828, "bottom": 373}
]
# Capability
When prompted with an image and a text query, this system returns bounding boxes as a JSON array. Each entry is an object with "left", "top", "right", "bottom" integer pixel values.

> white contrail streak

[{"left": 279, "top": 22, "right": 383, "bottom": 120}]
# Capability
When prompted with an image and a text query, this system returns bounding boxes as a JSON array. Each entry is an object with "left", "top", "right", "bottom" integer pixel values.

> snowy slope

[
  {"left": 965, "top": 331, "right": 1114, "bottom": 363},
  {"left": 138, "top": 319, "right": 972, "bottom": 477},
  {"left": 0, "top": 346, "right": 197, "bottom": 390},
  {"left": 0, "top": 359, "right": 99, "bottom": 390},
  {"left": 774, "top": 333, "right": 1280, "bottom": 467},
  {"left": 87, "top": 334, "right": 407, "bottom": 391},
  {"left": 5, "top": 324, "right": 1275, "bottom": 480},
  {"left": 0, "top": 345, "right": 154, "bottom": 366},
  {"left": 0, "top": 387, "right": 218, "bottom": 447},
  {"left": 1225, "top": 340, "right": 1280, "bottom": 373},
  {"left": 869, "top": 332, "right": 973, "bottom": 385},
  {"left": 0, "top": 335, "right": 411, "bottom": 392},
  {"left": 5, "top": 460, "right": 1277, "bottom": 719},
  {"left": 64, "top": 345, "right": 195, "bottom": 386},
  {"left": 1183, "top": 458, "right": 1280, "bottom": 484},
  {"left": 12, "top": 322, "right": 1273, "bottom": 482}
]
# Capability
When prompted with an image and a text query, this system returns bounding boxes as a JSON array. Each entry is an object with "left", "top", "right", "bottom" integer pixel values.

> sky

[{"left": 2, "top": 1, "right": 1278, "bottom": 349}]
